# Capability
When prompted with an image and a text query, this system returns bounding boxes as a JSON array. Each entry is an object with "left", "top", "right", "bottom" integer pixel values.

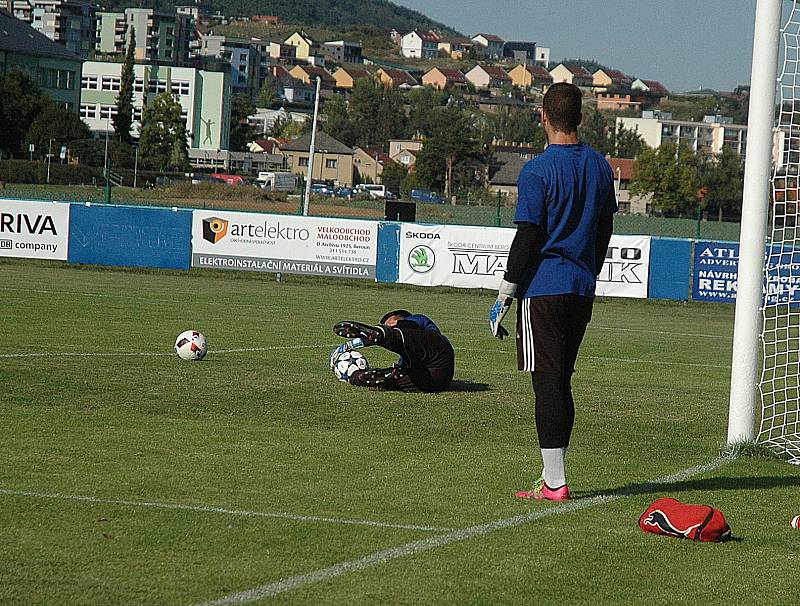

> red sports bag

[{"left": 639, "top": 497, "right": 731, "bottom": 542}]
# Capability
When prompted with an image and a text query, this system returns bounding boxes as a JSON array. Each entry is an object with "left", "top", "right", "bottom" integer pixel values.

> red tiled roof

[
  {"left": 530, "top": 65, "right": 553, "bottom": 80},
  {"left": 436, "top": 68, "right": 467, "bottom": 82},
  {"left": 380, "top": 68, "right": 418, "bottom": 86},
  {"left": 474, "top": 33, "right": 504, "bottom": 43},
  {"left": 642, "top": 79, "right": 669, "bottom": 94},
  {"left": 362, "top": 148, "right": 394, "bottom": 165},
  {"left": 482, "top": 65, "right": 511, "bottom": 79},
  {"left": 338, "top": 68, "right": 371, "bottom": 80},
  {"left": 566, "top": 65, "right": 592, "bottom": 78}
]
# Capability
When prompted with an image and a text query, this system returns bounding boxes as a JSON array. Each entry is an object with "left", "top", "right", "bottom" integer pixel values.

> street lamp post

[
  {"left": 46, "top": 138, "right": 54, "bottom": 184},
  {"left": 133, "top": 146, "right": 139, "bottom": 189}
]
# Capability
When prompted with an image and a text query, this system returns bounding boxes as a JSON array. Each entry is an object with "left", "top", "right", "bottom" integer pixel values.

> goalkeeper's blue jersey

[
  {"left": 405, "top": 314, "right": 441, "bottom": 333},
  {"left": 514, "top": 142, "right": 617, "bottom": 298}
]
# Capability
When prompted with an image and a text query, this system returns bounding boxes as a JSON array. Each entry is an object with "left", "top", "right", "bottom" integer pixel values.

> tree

[
  {"left": 113, "top": 26, "right": 136, "bottom": 144},
  {"left": 630, "top": 142, "right": 701, "bottom": 216},
  {"left": 381, "top": 162, "right": 408, "bottom": 195},
  {"left": 0, "top": 69, "right": 51, "bottom": 157},
  {"left": 698, "top": 147, "right": 744, "bottom": 220},
  {"left": 348, "top": 78, "right": 406, "bottom": 148},
  {"left": 323, "top": 94, "right": 355, "bottom": 147},
  {"left": 578, "top": 108, "right": 644, "bottom": 158},
  {"left": 256, "top": 74, "right": 280, "bottom": 109},
  {"left": 229, "top": 93, "right": 256, "bottom": 152},
  {"left": 415, "top": 106, "right": 477, "bottom": 198},
  {"left": 25, "top": 104, "right": 90, "bottom": 160},
  {"left": 138, "top": 92, "right": 189, "bottom": 172},
  {"left": 612, "top": 122, "right": 645, "bottom": 159}
]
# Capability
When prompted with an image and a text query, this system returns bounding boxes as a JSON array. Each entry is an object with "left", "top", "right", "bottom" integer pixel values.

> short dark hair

[
  {"left": 542, "top": 82, "right": 582, "bottom": 133},
  {"left": 380, "top": 309, "right": 411, "bottom": 324}
]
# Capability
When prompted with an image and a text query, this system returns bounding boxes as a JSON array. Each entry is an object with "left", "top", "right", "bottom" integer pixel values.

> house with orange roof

[
  {"left": 593, "top": 69, "right": 633, "bottom": 91},
  {"left": 289, "top": 65, "right": 336, "bottom": 89},
  {"left": 333, "top": 67, "right": 372, "bottom": 89},
  {"left": 422, "top": 67, "right": 468, "bottom": 90},
  {"left": 376, "top": 67, "right": 418, "bottom": 88},
  {"left": 508, "top": 64, "right": 553, "bottom": 90},
  {"left": 465, "top": 64, "right": 512, "bottom": 89}
]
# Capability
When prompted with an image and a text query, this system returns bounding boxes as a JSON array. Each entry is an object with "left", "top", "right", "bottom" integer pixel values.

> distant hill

[{"left": 105, "top": 0, "right": 461, "bottom": 36}]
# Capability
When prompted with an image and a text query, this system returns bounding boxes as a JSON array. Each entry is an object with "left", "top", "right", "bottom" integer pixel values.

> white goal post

[{"left": 728, "top": 0, "right": 800, "bottom": 463}]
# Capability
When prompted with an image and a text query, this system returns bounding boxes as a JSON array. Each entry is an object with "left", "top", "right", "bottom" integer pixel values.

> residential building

[
  {"left": 489, "top": 157, "right": 526, "bottom": 201},
  {"left": 332, "top": 67, "right": 371, "bottom": 89},
  {"left": 617, "top": 111, "right": 748, "bottom": 157},
  {"left": 353, "top": 147, "right": 393, "bottom": 184},
  {"left": 549, "top": 63, "right": 593, "bottom": 87},
  {"left": 288, "top": 64, "right": 335, "bottom": 89},
  {"left": 322, "top": 40, "right": 362, "bottom": 64},
  {"left": 280, "top": 130, "right": 354, "bottom": 186},
  {"left": 389, "top": 138, "right": 423, "bottom": 158},
  {"left": 607, "top": 157, "right": 650, "bottom": 214},
  {"left": 188, "top": 148, "right": 284, "bottom": 173},
  {"left": 436, "top": 37, "right": 471, "bottom": 60},
  {"left": 284, "top": 31, "right": 317, "bottom": 61},
  {"left": 95, "top": 11, "right": 125, "bottom": 55},
  {"left": 391, "top": 147, "right": 418, "bottom": 168},
  {"left": 592, "top": 69, "right": 632, "bottom": 91},
  {"left": 631, "top": 78, "right": 669, "bottom": 96},
  {"left": 12, "top": 0, "right": 96, "bottom": 58},
  {"left": 0, "top": 9, "right": 81, "bottom": 109},
  {"left": 534, "top": 46, "right": 550, "bottom": 68},
  {"left": 195, "top": 34, "right": 259, "bottom": 97},
  {"left": 248, "top": 107, "right": 309, "bottom": 136},
  {"left": 175, "top": 4, "right": 209, "bottom": 21},
  {"left": 492, "top": 142, "right": 538, "bottom": 164},
  {"left": 267, "top": 41, "right": 295, "bottom": 62},
  {"left": 478, "top": 95, "right": 528, "bottom": 114},
  {"left": 508, "top": 64, "right": 552, "bottom": 90},
  {"left": 95, "top": 8, "right": 192, "bottom": 66},
  {"left": 421, "top": 67, "right": 467, "bottom": 90},
  {"left": 471, "top": 33, "right": 504, "bottom": 59},
  {"left": 503, "top": 41, "right": 537, "bottom": 64},
  {"left": 400, "top": 30, "right": 439, "bottom": 60},
  {"left": 465, "top": 64, "right": 511, "bottom": 90},
  {"left": 595, "top": 88, "right": 661, "bottom": 112},
  {"left": 375, "top": 67, "right": 417, "bottom": 88},
  {"left": 79, "top": 60, "right": 231, "bottom": 150}
]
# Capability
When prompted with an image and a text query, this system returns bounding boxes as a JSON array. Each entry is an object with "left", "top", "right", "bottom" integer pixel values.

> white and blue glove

[
  {"left": 329, "top": 338, "right": 365, "bottom": 369},
  {"left": 489, "top": 279, "right": 517, "bottom": 340}
]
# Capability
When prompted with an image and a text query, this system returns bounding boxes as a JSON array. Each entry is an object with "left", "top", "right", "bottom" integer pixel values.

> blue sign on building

[{"left": 693, "top": 241, "right": 739, "bottom": 303}]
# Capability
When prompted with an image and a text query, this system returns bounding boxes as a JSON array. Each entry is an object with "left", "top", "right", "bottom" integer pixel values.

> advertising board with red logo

[{"left": 191, "top": 210, "right": 379, "bottom": 278}]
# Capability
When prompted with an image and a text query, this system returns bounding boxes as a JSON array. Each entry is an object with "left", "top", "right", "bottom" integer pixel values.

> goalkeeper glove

[
  {"left": 329, "top": 338, "right": 365, "bottom": 369},
  {"left": 489, "top": 278, "right": 517, "bottom": 340}
]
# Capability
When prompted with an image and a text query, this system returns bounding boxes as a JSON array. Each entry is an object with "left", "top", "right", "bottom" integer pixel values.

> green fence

[{"left": 0, "top": 183, "right": 742, "bottom": 241}]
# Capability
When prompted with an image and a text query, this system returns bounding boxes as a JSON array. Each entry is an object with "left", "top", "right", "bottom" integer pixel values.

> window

[
  {"left": 325, "top": 158, "right": 337, "bottom": 169},
  {"left": 299, "top": 157, "right": 309, "bottom": 167},
  {"left": 99, "top": 105, "right": 118, "bottom": 120},
  {"left": 134, "top": 78, "right": 144, "bottom": 92},
  {"left": 81, "top": 74, "right": 98, "bottom": 90},
  {"left": 79, "top": 104, "right": 97, "bottom": 119},
  {"left": 101, "top": 75, "right": 121, "bottom": 91},
  {"left": 148, "top": 79, "right": 167, "bottom": 93},
  {"left": 65, "top": 71, "right": 75, "bottom": 91},
  {"left": 170, "top": 80, "right": 190, "bottom": 96},
  {"left": 133, "top": 107, "right": 143, "bottom": 121}
]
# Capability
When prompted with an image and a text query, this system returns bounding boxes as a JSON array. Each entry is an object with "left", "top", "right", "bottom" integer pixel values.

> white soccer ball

[
  {"left": 332, "top": 350, "right": 369, "bottom": 381},
  {"left": 174, "top": 330, "right": 208, "bottom": 361}
]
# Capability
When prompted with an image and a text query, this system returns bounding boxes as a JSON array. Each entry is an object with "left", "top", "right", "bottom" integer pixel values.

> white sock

[{"left": 541, "top": 447, "right": 567, "bottom": 488}]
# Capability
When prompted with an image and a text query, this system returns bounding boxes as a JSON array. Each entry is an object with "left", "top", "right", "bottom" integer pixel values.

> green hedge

[{"left": 0, "top": 160, "right": 103, "bottom": 186}]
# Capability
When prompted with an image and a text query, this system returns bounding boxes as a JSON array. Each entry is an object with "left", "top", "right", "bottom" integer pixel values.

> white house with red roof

[
  {"left": 471, "top": 33, "right": 505, "bottom": 59},
  {"left": 401, "top": 30, "right": 440, "bottom": 59},
  {"left": 549, "top": 63, "right": 594, "bottom": 87},
  {"left": 465, "top": 64, "right": 511, "bottom": 89}
]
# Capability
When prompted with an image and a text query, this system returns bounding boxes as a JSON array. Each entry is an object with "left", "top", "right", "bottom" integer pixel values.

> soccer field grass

[{"left": 1, "top": 259, "right": 799, "bottom": 605}]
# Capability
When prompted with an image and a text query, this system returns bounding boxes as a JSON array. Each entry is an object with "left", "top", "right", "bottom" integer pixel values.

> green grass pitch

[{"left": 1, "top": 258, "right": 799, "bottom": 605}]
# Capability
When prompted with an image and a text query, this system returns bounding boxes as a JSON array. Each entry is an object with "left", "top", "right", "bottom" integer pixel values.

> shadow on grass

[
  {"left": 576, "top": 475, "right": 800, "bottom": 499},
  {"left": 447, "top": 380, "right": 491, "bottom": 392}
]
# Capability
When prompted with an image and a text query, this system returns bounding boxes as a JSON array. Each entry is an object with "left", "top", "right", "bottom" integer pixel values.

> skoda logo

[{"left": 409, "top": 245, "right": 435, "bottom": 273}]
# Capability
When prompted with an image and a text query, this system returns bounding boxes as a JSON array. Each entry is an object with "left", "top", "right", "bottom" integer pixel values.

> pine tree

[{"left": 114, "top": 26, "right": 136, "bottom": 145}]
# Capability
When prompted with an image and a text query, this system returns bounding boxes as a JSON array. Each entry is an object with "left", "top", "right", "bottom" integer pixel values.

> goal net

[{"left": 758, "top": 0, "right": 800, "bottom": 463}]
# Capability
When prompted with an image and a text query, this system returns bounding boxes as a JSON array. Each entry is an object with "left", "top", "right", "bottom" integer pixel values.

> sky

[{"left": 391, "top": 0, "right": 759, "bottom": 93}]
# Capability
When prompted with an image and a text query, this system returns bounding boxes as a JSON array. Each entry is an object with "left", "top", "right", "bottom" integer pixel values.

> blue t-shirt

[{"left": 514, "top": 142, "right": 617, "bottom": 298}]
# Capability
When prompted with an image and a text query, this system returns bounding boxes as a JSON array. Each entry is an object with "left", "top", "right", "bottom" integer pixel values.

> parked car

[
  {"left": 310, "top": 183, "right": 334, "bottom": 196},
  {"left": 191, "top": 174, "right": 226, "bottom": 185},
  {"left": 211, "top": 173, "right": 250, "bottom": 186},
  {"left": 334, "top": 187, "right": 355, "bottom": 199},
  {"left": 354, "top": 183, "right": 389, "bottom": 199},
  {"left": 411, "top": 189, "right": 445, "bottom": 204}
]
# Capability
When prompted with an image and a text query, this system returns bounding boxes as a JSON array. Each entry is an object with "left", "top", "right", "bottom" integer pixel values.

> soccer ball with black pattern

[
  {"left": 332, "top": 350, "right": 369, "bottom": 381},
  {"left": 174, "top": 330, "right": 208, "bottom": 361}
]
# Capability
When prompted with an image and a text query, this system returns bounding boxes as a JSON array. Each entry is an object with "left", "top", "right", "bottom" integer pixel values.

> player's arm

[
  {"left": 595, "top": 213, "right": 614, "bottom": 276},
  {"left": 329, "top": 337, "right": 367, "bottom": 369}
]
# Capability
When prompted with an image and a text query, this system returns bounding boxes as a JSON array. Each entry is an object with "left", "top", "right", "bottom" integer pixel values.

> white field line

[
  {"left": 458, "top": 349, "right": 731, "bottom": 370},
  {"left": 0, "top": 488, "right": 452, "bottom": 533},
  {"left": 0, "top": 344, "right": 334, "bottom": 359},
  {"left": 194, "top": 456, "right": 731, "bottom": 606}
]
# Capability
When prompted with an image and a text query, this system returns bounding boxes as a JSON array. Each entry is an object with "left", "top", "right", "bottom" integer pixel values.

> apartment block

[{"left": 12, "top": 0, "right": 96, "bottom": 58}]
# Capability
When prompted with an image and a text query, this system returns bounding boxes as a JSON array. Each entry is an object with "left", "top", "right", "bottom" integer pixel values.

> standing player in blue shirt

[{"left": 489, "top": 83, "right": 616, "bottom": 501}]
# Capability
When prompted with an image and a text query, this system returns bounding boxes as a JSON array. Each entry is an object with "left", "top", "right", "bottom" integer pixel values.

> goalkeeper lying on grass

[{"left": 331, "top": 310, "right": 454, "bottom": 392}]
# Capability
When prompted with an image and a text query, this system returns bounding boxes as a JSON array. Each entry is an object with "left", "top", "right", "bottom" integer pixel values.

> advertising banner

[
  {"left": 68, "top": 204, "right": 192, "bottom": 270},
  {"left": 0, "top": 198, "right": 69, "bottom": 261},
  {"left": 595, "top": 234, "right": 652, "bottom": 299},
  {"left": 399, "top": 224, "right": 651, "bottom": 298},
  {"left": 692, "top": 241, "right": 739, "bottom": 303},
  {"left": 398, "top": 224, "right": 514, "bottom": 290},
  {"left": 191, "top": 211, "right": 379, "bottom": 279}
]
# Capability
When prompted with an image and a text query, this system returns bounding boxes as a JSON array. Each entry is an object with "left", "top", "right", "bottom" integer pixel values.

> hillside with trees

[{"left": 101, "top": 0, "right": 460, "bottom": 35}]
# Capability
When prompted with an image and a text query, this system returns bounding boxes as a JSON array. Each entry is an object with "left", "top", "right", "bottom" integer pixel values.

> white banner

[
  {"left": 398, "top": 224, "right": 514, "bottom": 290},
  {"left": 191, "top": 211, "right": 379, "bottom": 279},
  {"left": 0, "top": 199, "right": 70, "bottom": 261},
  {"left": 399, "top": 224, "right": 651, "bottom": 298},
  {"left": 596, "top": 234, "right": 651, "bottom": 298}
]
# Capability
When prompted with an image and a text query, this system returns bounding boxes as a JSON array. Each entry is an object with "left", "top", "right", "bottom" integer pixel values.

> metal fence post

[{"left": 495, "top": 191, "right": 502, "bottom": 227}]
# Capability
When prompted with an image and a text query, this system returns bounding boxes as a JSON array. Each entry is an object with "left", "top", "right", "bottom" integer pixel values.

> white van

[
  {"left": 257, "top": 172, "right": 296, "bottom": 192},
  {"left": 355, "top": 184, "right": 388, "bottom": 199}
]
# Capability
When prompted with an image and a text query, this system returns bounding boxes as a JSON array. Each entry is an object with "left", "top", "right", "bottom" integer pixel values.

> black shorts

[
  {"left": 383, "top": 320, "right": 455, "bottom": 392},
  {"left": 516, "top": 295, "right": 593, "bottom": 374}
]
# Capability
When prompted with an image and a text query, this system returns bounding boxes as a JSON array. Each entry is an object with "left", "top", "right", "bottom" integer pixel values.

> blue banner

[
  {"left": 68, "top": 204, "right": 192, "bottom": 270},
  {"left": 693, "top": 241, "right": 739, "bottom": 303}
]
